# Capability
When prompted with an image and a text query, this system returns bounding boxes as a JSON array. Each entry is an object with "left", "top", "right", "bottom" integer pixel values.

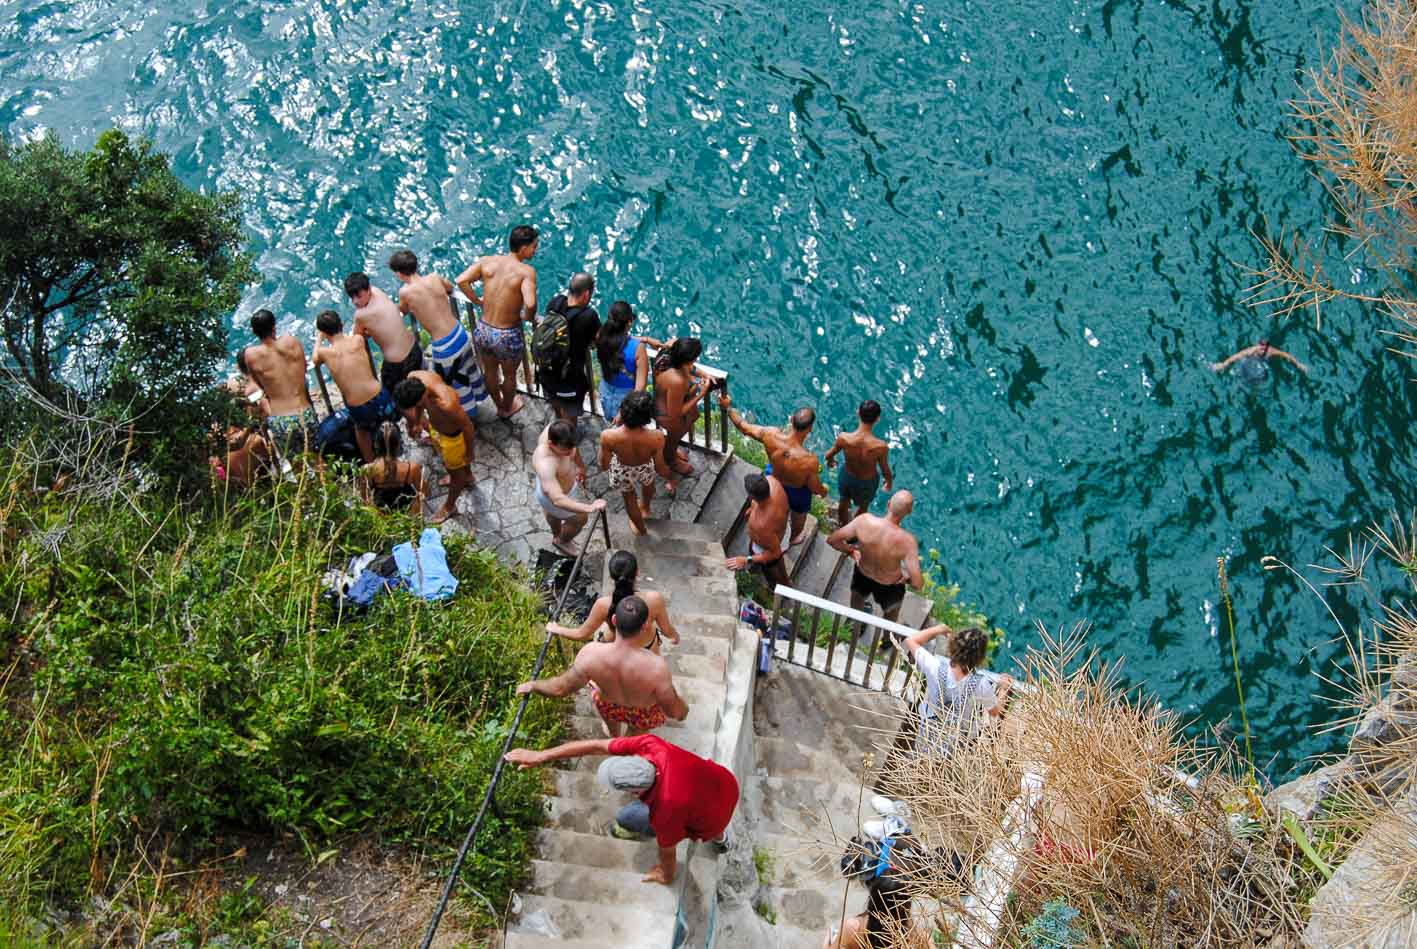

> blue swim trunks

[
  {"left": 473, "top": 319, "right": 526, "bottom": 364},
  {"left": 430, "top": 323, "right": 488, "bottom": 412},
  {"left": 347, "top": 387, "right": 398, "bottom": 431},
  {"left": 765, "top": 463, "right": 813, "bottom": 514},
  {"left": 838, "top": 466, "right": 880, "bottom": 510}
]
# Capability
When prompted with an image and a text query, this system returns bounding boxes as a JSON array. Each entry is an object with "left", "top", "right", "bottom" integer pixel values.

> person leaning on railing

[{"left": 899, "top": 625, "right": 1013, "bottom": 751}]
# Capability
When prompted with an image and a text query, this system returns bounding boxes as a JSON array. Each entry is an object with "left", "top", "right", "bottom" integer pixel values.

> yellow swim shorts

[{"left": 431, "top": 428, "right": 469, "bottom": 471}]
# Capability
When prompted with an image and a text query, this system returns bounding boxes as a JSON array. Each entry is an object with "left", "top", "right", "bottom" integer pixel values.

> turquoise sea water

[{"left": 4, "top": 0, "right": 1410, "bottom": 776}]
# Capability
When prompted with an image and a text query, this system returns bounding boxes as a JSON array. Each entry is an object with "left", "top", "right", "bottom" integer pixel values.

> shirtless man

[
  {"left": 599, "top": 390, "right": 671, "bottom": 536},
  {"left": 240, "top": 308, "right": 316, "bottom": 458},
  {"left": 344, "top": 271, "right": 423, "bottom": 393},
  {"left": 393, "top": 372, "right": 476, "bottom": 524},
  {"left": 533, "top": 419, "right": 609, "bottom": 555},
  {"left": 1211, "top": 339, "right": 1310, "bottom": 377},
  {"left": 824, "top": 399, "right": 894, "bottom": 525},
  {"left": 724, "top": 473, "right": 792, "bottom": 590},
  {"left": 388, "top": 250, "right": 488, "bottom": 420},
  {"left": 652, "top": 338, "right": 714, "bottom": 490},
  {"left": 516, "top": 596, "right": 688, "bottom": 737},
  {"left": 722, "top": 394, "right": 827, "bottom": 545},
  {"left": 456, "top": 224, "right": 539, "bottom": 418},
  {"left": 826, "top": 491, "right": 925, "bottom": 623},
  {"left": 312, "top": 310, "right": 397, "bottom": 462}
]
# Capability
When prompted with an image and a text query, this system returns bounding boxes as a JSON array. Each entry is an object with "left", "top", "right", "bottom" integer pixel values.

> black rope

[{"left": 420, "top": 508, "right": 606, "bottom": 949}]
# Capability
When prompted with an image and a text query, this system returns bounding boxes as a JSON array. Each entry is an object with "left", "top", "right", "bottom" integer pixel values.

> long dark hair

[
  {"left": 597, "top": 301, "right": 635, "bottom": 380},
  {"left": 607, "top": 550, "right": 639, "bottom": 618},
  {"left": 863, "top": 875, "right": 913, "bottom": 948}
]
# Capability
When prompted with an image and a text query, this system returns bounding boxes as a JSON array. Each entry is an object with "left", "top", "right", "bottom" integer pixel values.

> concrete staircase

[
  {"left": 745, "top": 666, "right": 903, "bottom": 947},
  {"left": 504, "top": 519, "right": 757, "bottom": 949}
]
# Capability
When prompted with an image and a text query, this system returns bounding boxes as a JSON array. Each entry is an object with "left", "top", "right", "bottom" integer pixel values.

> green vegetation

[
  {"left": 0, "top": 130, "right": 255, "bottom": 479},
  {"left": 752, "top": 846, "right": 776, "bottom": 886},
  {"left": 0, "top": 452, "right": 560, "bottom": 941},
  {"left": 922, "top": 549, "right": 1007, "bottom": 661}
]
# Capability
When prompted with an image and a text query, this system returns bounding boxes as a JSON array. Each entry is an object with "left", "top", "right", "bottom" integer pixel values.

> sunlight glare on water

[{"left": 3, "top": 0, "right": 1413, "bottom": 775}]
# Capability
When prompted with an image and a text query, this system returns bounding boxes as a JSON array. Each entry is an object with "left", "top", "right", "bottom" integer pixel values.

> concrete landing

[{"left": 397, "top": 396, "right": 733, "bottom": 568}]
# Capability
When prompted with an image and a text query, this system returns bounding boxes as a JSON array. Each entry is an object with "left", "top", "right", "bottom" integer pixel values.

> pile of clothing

[{"left": 323, "top": 527, "right": 460, "bottom": 612}]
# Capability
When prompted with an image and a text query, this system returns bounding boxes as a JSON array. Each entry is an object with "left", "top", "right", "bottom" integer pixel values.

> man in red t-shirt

[{"left": 506, "top": 735, "right": 739, "bottom": 885}]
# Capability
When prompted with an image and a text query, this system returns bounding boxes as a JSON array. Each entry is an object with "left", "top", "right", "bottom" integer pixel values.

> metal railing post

[
  {"left": 718, "top": 379, "right": 729, "bottom": 454},
  {"left": 785, "top": 598, "right": 804, "bottom": 665},
  {"left": 805, "top": 604, "right": 822, "bottom": 671},
  {"left": 823, "top": 610, "right": 843, "bottom": 674},
  {"left": 862, "top": 626, "right": 885, "bottom": 690}
]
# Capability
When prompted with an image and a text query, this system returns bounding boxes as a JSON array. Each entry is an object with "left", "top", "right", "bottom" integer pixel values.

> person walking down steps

[{"left": 505, "top": 730, "right": 738, "bottom": 886}]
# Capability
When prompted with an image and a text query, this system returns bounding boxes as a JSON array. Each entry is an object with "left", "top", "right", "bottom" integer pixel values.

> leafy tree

[{"left": 0, "top": 129, "right": 254, "bottom": 468}]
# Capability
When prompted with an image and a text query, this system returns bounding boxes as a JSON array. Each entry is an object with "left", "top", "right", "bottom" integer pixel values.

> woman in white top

[{"left": 899, "top": 624, "right": 1012, "bottom": 748}]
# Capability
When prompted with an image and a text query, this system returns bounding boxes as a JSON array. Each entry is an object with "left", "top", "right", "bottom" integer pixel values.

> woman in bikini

[
  {"left": 358, "top": 421, "right": 427, "bottom": 512},
  {"left": 547, "top": 550, "right": 680, "bottom": 653}
]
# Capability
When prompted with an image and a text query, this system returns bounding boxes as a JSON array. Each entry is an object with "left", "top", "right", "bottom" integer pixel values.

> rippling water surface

[{"left": 5, "top": 0, "right": 1412, "bottom": 774}]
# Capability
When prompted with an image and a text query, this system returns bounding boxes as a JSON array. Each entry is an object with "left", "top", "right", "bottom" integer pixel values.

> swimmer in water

[{"left": 1210, "top": 340, "right": 1309, "bottom": 382}]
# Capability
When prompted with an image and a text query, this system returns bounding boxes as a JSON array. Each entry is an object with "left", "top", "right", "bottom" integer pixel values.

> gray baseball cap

[{"left": 597, "top": 755, "right": 657, "bottom": 792}]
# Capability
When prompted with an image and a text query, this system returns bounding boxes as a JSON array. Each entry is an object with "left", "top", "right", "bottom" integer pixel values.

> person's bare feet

[
  {"left": 628, "top": 519, "right": 647, "bottom": 536},
  {"left": 790, "top": 529, "right": 809, "bottom": 545},
  {"left": 553, "top": 537, "right": 580, "bottom": 556},
  {"left": 429, "top": 506, "right": 455, "bottom": 524},
  {"left": 497, "top": 394, "right": 527, "bottom": 418},
  {"left": 675, "top": 449, "right": 690, "bottom": 465}
]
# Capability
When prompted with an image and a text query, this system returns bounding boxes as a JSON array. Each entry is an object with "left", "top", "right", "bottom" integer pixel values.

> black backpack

[{"left": 533, "top": 295, "right": 574, "bottom": 376}]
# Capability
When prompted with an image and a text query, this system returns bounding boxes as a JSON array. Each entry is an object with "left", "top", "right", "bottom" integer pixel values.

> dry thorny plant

[
  {"left": 1262, "top": 511, "right": 1417, "bottom": 941},
  {"left": 864, "top": 626, "right": 1308, "bottom": 947},
  {"left": 1246, "top": 0, "right": 1417, "bottom": 361}
]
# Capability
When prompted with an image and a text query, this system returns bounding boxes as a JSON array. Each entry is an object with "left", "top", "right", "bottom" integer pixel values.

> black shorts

[
  {"left": 380, "top": 345, "right": 425, "bottom": 393},
  {"left": 850, "top": 565, "right": 906, "bottom": 613}
]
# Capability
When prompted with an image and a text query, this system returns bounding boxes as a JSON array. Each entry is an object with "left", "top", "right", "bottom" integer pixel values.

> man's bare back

[
  {"left": 765, "top": 436, "right": 820, "bottom": 489},
  {"left": 460, "top": 254, "right": 537, "bottom": 330},
  {"left": 353, "top": 286, "right": 414, "bottom": 363},
  {"left": 398, "top": 272, "right": 458, "bottom": 339},
  {"left": 572, "top": 640, "right": 676, "bottom": 710},
  {"left": 315, "top": 333, "right": 381, "bottom": 408},
  {"left": 835, "top": 511, "right": 921, "bottom": 586},
  {"left": 833, "top": 427, "right": 889, "bottom": 480},
  {"left": 243, "top": 336, "right": 309, "bottom": 416}
]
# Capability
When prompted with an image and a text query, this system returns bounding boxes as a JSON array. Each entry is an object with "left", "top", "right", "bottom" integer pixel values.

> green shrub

[
  {"left": 0, "top": 129, "right": 256, "bottom": 481},
  {"left": 0, "top": 460, "right": 560, "bottom": 930}
]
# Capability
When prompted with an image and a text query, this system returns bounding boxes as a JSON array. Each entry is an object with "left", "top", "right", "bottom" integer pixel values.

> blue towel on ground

[{"left": 393, "top": 527, "right": 459, "bottom": 601}]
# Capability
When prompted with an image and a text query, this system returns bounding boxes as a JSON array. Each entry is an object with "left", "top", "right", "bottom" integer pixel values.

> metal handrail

[
  {"left": 420, "top": 507, "right": 612, "bottom": 949},
  {"left": 765, "top": 584, "right": 1011, "bottom": 694}
]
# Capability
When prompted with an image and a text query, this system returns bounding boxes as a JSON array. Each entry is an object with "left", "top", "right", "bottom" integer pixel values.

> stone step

[
  {"left": 662, "top": 630, "right": 731, "bottom": 659},
  {"left": 609, "top": 520, "right": 724, "bottom": 558},
  {"left": 761, "top": 883, "right": 840, "bottom": 931},
  {"left": 694, "top": 456, "right": 758, "bottom": 542},
  {"left": 525, "top": 860, "right": 685, "bottom": 916},
  {"left": 789, "top": 538, "right": 847, "bottom": 602},
  {"left": 754, "top": 735, "right": 879, "bottom": 783},
  {"left": 760, "top": 923, "right": 828, "bottom": 949},
  {"left": 504, "top": 935, "right": 640, "bottom": 949},
  {"left": 747, "top": 775, "right": 869, "bottom": 839},
  {"left": 750, "top": 830, "right": 851, "bottom": 889},
  {"left": 658, "top": 579, "right": 738, "bottom": 616},
  {"left": 532, "top": 828, "right": 720, "bottom": 876},
  {"left": 898, "top": 590, "right": 933, "bottom": 630},
  {"left": 668, "top": 650, "right": 727, "bottom": 683},
  {"left": 675, "top": 612, "right": 741, "bottom": 641},
  {"left": 762, "top": 663, "right": 903, "bottom": 745},
  {"left": 507, "top": 894, "right": 674, "bottom": 947},
  {"left": 632, "top": 552, "right": 732, "bottom": 582}
]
